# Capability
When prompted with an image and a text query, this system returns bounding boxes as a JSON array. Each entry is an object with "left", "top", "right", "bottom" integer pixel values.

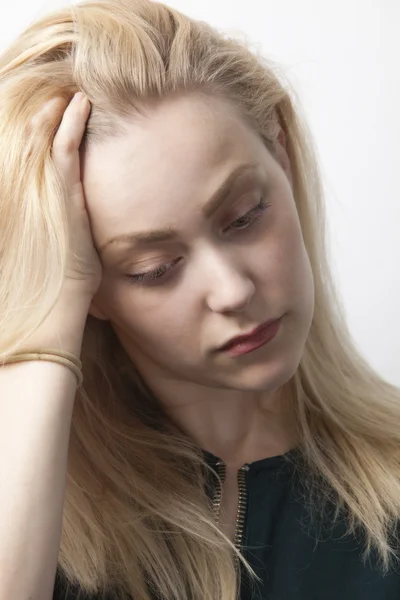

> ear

[
  {"left": 88, "top": 297, "right": 109, "bottom": 321},
  {"left": 278, "top": 128, "right": 286, "bottom": 149},
  {"left": 275, "top": 128, "right": 293, "bottom": 188}
]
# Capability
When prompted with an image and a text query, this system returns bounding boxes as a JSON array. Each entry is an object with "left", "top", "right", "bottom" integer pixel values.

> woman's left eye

[
  {"left": 225, "top": 198, "right": 269, "bottom": 233},
  {"left": 125, "top": 199, "right": 269, "bottom": 286}
]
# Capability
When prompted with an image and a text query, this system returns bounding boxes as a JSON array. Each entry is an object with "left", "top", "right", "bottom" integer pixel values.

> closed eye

[
  {"left": 126, "top": 198, "right": 269, "bottom": 286},
  {"left": 224, "top": 198, "right": 269, "bottom": 233}
]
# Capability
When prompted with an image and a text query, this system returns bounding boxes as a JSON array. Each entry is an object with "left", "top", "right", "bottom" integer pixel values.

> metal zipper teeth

[
  {"left": 233, "top": 465, "right": 249, "bottom": 550},
  {"left": 212, "top": 461, "right": 226, "bottom": 522},
  {"left": 212, "top": 461, "right": 249, "bottom": 552}
]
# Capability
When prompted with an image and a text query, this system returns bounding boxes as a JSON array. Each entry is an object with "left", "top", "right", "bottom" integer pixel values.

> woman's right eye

[{"left": 126, "top": 258, "right": 182, "bottom": 286}]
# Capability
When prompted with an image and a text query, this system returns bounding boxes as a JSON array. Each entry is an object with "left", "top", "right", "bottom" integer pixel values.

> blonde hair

[{"left": 1, "top": 0, "right": 400, "bottom": 598}]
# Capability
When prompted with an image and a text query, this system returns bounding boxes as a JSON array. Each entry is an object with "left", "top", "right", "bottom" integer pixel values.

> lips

[{"left": 218, "top": 318, "right": 281, "bottom": 351}]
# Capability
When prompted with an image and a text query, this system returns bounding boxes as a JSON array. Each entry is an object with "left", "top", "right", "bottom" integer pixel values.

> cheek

[
  {"left": 278, "top": 224, "right": 315, "bottom": 318},
  {"left": 257, "top": 209, "right": 313, "bottom": 301},
  {"left": 102, "top": 279, "right": 195, "bottom": 344}
]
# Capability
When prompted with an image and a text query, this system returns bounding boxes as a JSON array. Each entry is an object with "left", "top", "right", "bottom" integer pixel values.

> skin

[{"left": 81, "top": 91, "right": 315, "bottom": 471}]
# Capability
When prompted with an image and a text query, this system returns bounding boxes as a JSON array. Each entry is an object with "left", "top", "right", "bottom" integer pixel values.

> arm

[
  {"left": 0, "top": 298, "right": 90, "bottom": 600},
  {"left": 0, "top": 92, "right": 101, "bottom": 600}
]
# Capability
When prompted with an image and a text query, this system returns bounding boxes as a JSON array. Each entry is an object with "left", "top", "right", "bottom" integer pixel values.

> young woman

[{"left": 1, "top": 0, "right": 400, "bottom": 599}]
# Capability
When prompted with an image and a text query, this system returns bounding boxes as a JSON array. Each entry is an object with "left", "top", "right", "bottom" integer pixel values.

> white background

[{"left": 1, "top": 0, "right": 399, "bottom": 385}]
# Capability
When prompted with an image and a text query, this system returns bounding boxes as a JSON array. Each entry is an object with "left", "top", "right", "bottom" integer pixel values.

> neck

[{"left": 147, "top": 378, "right": 298, "bottom": 468}]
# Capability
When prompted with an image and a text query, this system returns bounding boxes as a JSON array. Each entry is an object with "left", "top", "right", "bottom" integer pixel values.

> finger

[
  {"left": 23, "top": 97, "right": 68, "bottom": 167},
  {"left": 51, "top": 93, "right": 91, "bottom": 191},
  {"left": 29, "top": 96, "right": 68, "bottom": 132}
]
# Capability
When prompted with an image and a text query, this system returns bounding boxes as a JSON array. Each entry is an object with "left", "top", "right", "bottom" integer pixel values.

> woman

[{"left": 1, "top": 0, "right": 400, "bottom": 598}]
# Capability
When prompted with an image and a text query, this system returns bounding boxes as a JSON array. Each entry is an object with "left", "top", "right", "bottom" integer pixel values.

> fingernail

[{"left": 73, "top": 92, "right": 84, "bottom": 102}]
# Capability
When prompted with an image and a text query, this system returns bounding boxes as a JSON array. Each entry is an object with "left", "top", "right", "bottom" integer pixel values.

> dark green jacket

[
  {"left": 204, "top": 447, "right": 400, "bottom": 599},
  {"left": 54, "top": 448, "right": 400, "bottom": 599}
]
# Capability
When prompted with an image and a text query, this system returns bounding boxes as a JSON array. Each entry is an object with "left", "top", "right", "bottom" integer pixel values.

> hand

[{"left": 31, "top": 93, "right": 102, "bottom": 299}]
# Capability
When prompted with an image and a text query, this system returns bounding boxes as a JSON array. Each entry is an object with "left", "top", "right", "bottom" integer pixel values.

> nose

[{"left": 204, "top": 252, "right": 256, "bottom": 314}]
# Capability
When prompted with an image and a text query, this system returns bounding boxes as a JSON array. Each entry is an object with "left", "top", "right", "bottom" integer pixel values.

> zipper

[
  {"left": 234, "top": 464, "right": 249, "bottom": 549},
  {"left": 212, "top": 460, "right": 249, "bottom": 552}
]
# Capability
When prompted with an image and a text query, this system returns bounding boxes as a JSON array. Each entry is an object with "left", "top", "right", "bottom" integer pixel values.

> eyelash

[{"left": 126, "top": 198, "right": 269, "bottom": 286}]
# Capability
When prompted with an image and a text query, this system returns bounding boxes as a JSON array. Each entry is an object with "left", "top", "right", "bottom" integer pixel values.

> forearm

[{"left": 0, "top": 303, "right": 89, "bottom": 600}]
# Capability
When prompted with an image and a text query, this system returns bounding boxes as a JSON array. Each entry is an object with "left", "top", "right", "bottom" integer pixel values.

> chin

[{"left": 220, "top": 357, "right": 298, "bottom": 393}]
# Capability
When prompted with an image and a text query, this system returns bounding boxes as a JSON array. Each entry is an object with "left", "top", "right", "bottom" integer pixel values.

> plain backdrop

[{"left": 1, "top": 0, "right": 399, "bottom": 385}]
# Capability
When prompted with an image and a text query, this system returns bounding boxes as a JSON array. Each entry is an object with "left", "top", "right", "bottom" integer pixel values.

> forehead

[{"left": 81, "top": 93, "right": 265, "bottom": 246}]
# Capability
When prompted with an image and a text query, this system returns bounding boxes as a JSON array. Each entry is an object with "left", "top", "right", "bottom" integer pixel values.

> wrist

[{"left": 20, "top": 298, "right": 90, "bottom": 357}]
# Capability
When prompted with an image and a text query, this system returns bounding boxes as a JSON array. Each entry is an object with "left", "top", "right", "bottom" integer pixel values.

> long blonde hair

[{"left": 1, "top": 0, "right": 400, "bottom": 598}]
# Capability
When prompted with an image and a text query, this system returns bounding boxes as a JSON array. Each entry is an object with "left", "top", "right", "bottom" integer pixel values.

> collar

[{"left": 201, "top": 446, "right": 300, "bottom": 474}]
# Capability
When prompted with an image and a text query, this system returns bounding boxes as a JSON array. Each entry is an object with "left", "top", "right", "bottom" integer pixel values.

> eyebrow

[{"left": 100, "top": 162, "right": 259, "bottom": 252}]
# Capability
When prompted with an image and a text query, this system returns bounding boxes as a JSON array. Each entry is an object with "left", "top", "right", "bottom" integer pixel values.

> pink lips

[{"left": 219, "top": 318, "right": 282, "bottom": 357}]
